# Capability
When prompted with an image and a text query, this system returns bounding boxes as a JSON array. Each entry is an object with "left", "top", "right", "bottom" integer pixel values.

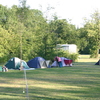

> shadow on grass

[
  {"left": 0, "top": 62, "right": 100, "bottom": 100},
  {"left": 28, "top": 86, "right": 100, "bottom": 100},
  {"left": 0, "top": 86, "right": 27, "bottom": 100}
]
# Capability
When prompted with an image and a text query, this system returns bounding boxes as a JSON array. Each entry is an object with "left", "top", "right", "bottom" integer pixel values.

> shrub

[{"left": 53, "top": 49, "right": 79, "bottom": 62}]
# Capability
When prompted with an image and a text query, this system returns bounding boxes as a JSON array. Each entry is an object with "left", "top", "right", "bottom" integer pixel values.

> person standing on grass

[{"left": 54, "top": 56, "right": 62, "bottom": 67}]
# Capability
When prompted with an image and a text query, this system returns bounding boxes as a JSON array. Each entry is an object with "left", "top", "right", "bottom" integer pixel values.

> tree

[
  {"left": 0, "top": 2, "right": 80, "bottom": 62},
  {"left": 49, "top": 18, "right": 77, "bottom": 44},
  {"left": 0, "top": 25, "right": 18, "bottom": 62},
  {"left": 84, "top": 10, "right": 100, "bottom": 57},
  {"left": 76, "top": 27, "right": 89, "bottom": 54}
]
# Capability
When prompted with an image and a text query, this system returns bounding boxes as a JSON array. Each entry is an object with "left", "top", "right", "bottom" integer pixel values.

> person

[
  {"left": 54, "top": 56, "right": 62, "bottom": 67},
  {"left": 2, "top": 66, "right": 8, "bottom": 72}
]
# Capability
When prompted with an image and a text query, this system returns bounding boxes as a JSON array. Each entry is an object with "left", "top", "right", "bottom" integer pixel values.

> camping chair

[{"left": 64, "top": 60, "right": 73, "bottom": 66}]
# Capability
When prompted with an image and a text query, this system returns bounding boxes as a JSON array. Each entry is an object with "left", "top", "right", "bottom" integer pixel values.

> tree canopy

[{"left": 0, "top": 0, "right": 100, "bottom": 63}]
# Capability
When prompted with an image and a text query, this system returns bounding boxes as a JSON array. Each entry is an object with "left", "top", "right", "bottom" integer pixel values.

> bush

[
  {"left": 53, "top": 50, "right": 79, "bottom": 62},
  {"left": 68, "top": 53, "right": 79, "bottom": 62}
]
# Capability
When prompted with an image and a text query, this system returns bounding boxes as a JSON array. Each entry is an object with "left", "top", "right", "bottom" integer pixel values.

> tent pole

[{"left": 24, "top": 69, "right": 29, "bottom": 100}]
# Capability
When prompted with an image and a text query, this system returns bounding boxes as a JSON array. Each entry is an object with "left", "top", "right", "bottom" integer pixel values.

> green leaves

[
  {"left": 83, "top": 10, "right": 100, "bottom": 57},
  {"left": 0, "top": 2, "right": 78, "bottom": 62},
  {"left": 1, "top": 0, "right": 100, "bottom": 63}
]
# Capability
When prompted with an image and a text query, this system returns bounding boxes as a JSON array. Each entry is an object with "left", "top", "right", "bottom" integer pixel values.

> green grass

[{"left": 0, "top": 55, "right": 100, "bottom": 100}]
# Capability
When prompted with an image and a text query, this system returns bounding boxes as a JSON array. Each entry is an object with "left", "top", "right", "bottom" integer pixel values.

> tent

[
  {"left": 51, "top": 57, "right": 73, "bottom": 67},
  {"left": 0, "top": 66, "right": 2, "bottom": 72},
  {"left": 5, "top": 57, "right": 29, "bottom": 69},
  {"left": 95, "top": 59, "right": 100, "bottom": 65},
  {"left": 27, "top": 57, "right": 50, "bottom": 68}
]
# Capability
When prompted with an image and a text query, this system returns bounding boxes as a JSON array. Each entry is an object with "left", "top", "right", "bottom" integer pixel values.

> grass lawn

[{"left": 0, "top": 55, "right": 100, "bottom": 100}]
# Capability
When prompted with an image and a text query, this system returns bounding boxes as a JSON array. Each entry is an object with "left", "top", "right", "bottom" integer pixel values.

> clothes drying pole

[
  {"left": 18, "top": 18, "right": 29, "bottom": 100},
  {"left": 18, "top": 1, "right": 29, "bottom": 99},
  {"left": 19, "top": 29, "right": 29, "bottom": 100},
  {"left": 19, "top": 31, "right": 29, "bottom": 100}
]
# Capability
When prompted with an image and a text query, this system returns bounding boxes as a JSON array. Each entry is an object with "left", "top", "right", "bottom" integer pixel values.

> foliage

[
  {"left": 83, "top": 10, "right": 100, "bottom": 57},
  {"left": 49, "top": 19, "right": 77, "bottom": 44},
  {"left": 0, "top": 0, "right": 100, "bottom": 63},
  {"left": 53, "top": 49, "right": 79, "bottom": 62},
  {"left": 0, "top": 25, "right": 16, "bottom": 62}
]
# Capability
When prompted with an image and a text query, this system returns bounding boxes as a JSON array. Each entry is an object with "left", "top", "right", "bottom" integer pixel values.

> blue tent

[
  {"left": 95, "top": 59, "right": 100, "bottom": 65},
  {"left": 27, "top": 57, "right": 48, "bottom": 68}
]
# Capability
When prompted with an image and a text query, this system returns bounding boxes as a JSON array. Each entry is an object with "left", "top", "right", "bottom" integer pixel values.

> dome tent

[
  {"left": 27, "top": 57, "right": 48, "bottom": 68},
  {"left": 95, "top": 59, "right": 100, "bottom": 65},
  {"left": 5, "top": 57, "right": 29, "bottom": 69},
  {"left": 51, "top": 57, "right": 73, "bottom": 67},
  {"left": 0, "top": 66, "right": 2, "bottom": 72}
]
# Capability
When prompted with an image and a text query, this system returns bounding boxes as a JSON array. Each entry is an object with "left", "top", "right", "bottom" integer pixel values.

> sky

[{"left": 0, "top": 0, "right": 100, "bottom": 27}]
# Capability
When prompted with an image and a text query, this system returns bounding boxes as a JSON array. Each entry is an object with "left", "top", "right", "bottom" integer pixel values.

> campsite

[
  {"left": 0, "top": 1, "right": 100, "bottom": 100},
  {"left": 0, "top": 55, "right": 100, "bottom": 100}
]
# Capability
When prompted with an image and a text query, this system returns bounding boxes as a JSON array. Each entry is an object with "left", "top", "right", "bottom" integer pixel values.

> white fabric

[
  {"left": 14, "top": 57, "right": 21, "bottom": 67},
  {"left": 51, "top": 61, "right": 58, "bottom": 66},
  {"left": 39, "top": 60, "right": 47, "bottom": 68},
  {"left": 51, "top": 57, "right": 72, "bottom": 67},
  {"left": 23, "top": 68, "right": 35, "bottom": 70},
  {"left": 45, "top": 60, "right": 50, "bottom": 67}
]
